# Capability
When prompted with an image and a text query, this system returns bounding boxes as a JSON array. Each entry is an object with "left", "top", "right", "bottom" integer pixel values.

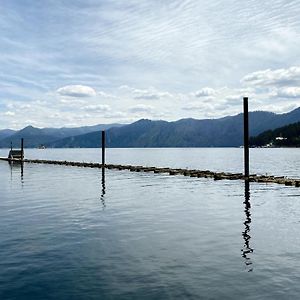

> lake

[{"left": 0, "top": 148, "right": 300, "bottom": 299}]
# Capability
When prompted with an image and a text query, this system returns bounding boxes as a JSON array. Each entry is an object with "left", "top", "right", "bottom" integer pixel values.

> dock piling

[{"left": 243, "top": 97, "right": 249, "bottom": 178}]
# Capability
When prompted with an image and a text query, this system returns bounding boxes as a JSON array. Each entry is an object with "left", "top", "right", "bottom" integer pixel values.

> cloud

[
  {"left": 82, "top": 104, "right": 111, "bottom": 112},
  {"left": 4, "top": 111, "right": 15, "bottom": 116},
  {"left": 225, "top": 95, "right": 241, "bottom": 101},
  {"left": 120, "top": 85, "right": 172, "bottom": 100},
  {"left": 192, "top": 87, "right": 216, "bottom": 97},
  {"left": 129, "top": 104, "right": 154, "bottom": 113},
  {"left": 104, "top": 111, "right": 128, "bottom": 119},
  {"left": 181, "top": 103, "right": 204, "bottom": 111},
  {"left": 134, "top": 93, "right": 160, "bottom": 100},
  {"left": 2, "top": 1, "right": 300, "bottom": 129},
  {"left": 133, "top": 89, "right": 172, "bottom": 100},
  {"left": 241, "top": 66, "right": 300, "bottom": 87},
  {"left": 271, "top": 87, "right": 300, "bottom": 98},
  {"left": 57, "top": 85, "right": 97, "bottom": 97},
  {"left": 97, "top": 91, "right": 117, "bottom": 99},
  {"left": 224, "top": 95, "right": 245, "bottom": 106}
]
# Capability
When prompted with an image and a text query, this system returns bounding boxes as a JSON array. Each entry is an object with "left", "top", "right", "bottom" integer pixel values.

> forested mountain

[
  {"left": 47, "top": 107, "right": 300, "bottom": 148},
  {"left": 250, "top": 122, "right": 300, "bottom": 147}
]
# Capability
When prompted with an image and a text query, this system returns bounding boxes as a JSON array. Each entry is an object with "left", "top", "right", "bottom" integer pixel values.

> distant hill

[
  {"left": 0, "top": 129, "right": 16, "bottom": 141},
  {"left": 1, "top": 126, "right": 60, "bottom": 148},
  {"left": 250, "top": 122, "right": 300, "bottom": 147},
  {"left": 0, "top": 123, "right": 123, "bottom": 148},
  {"left": 47, "top": 107, "right": 300, "bottom": 148},
  {"left": 39, "top": 123, "right": 123, "bottom": 139}
]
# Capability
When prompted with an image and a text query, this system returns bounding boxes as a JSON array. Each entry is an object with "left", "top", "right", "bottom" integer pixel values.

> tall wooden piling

[
  {"left": 101, "top": 130, "right": 105, "bottom": 168},
  {"left": 10, "top": 142, "right": 12, "bottom": 151},
  {"left": 243, "top": 97, "right": 249, "bottom": 178},
  {"left": 21, "top": 138, "right": 24, "bottom": 161}
]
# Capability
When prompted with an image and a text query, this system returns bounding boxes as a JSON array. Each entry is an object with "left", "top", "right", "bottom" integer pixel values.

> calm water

[{"left": 0, "top": 148, "right": 300, "bottom": 299}]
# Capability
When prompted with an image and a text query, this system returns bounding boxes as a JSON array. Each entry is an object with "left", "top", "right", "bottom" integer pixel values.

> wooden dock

[{"left": 1, "top": 157, "right": 299, "bottom": 188}]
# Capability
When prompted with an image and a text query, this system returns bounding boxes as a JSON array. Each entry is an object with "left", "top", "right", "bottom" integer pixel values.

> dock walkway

[{"left": 1, "top": 157, "right": 299, "bottom": 188}]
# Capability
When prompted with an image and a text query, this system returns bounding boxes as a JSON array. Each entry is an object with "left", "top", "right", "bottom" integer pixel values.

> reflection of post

[
  {"left": 21, "top": 162, "right": 24, "bottom": 183},
  {"left": 241, "top": 180, "right": 253, "bottom": 272},
  {"left": 8, "top": 160, "right": 24, "bottom": 184},
  {"left": 101, "top": 168, "right": 106, "bottom": 209},
  {"left": 21, "top": 138, "right": 24, "bottom": 161},
  {"left": 10, "top": 161, "right": 12, "bottom": 182}
]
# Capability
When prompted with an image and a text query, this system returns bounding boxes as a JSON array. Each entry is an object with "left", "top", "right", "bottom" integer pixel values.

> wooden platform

[{"left": 0, "top": 157, "right": 299, "bottom": 187}]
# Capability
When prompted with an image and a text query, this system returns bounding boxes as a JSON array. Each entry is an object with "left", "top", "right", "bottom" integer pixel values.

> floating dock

[{"left": 1, "top": 157, "right": 299, "bottom": 188}]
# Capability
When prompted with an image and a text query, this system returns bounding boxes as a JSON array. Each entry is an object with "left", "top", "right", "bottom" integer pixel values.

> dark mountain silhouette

[
  {"left": 250, "top": 121, "right": 300, "bottom": 147},
  {"left": 46, "top": 107, "right": 300, "bottom": 148}
]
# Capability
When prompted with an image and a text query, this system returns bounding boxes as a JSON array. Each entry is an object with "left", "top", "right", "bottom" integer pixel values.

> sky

[{"left": 1, "top": 0, "right": 300, "bottom": 129}]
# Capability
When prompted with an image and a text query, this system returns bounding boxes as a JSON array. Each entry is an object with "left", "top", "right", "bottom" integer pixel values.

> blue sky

[{"left": 1, "top": 0, "right": 300, "bottom": 129}]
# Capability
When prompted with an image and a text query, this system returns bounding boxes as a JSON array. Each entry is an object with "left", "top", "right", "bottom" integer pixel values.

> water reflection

[
  {"left": 241, "top": 180, "right": 254, "bottom": 272},
  {"left": 9, "top": 161, "right": 24, "bottom": 185},
  {"left": 100, "top": 168, "right": 106, "bottom": 209}
]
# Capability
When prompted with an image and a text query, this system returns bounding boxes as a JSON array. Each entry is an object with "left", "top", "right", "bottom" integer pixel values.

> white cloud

[
  {"left": 225, "top": 95, "right": 241, "bottom": 101},
  {"left": 182, "top": 103, "right": 204, "bottom": 111},
  {"left": 4, "top": 111, "right": 15, "bottom": 116},
  {"left": 129, "top": 104, "right": 154, "bottom": 113},
  {"left": 97, "top": 91, "right": 117, "bottom": 99},
  {"left": 104, "top": 111, "right": 128, "bottom": 119},
  {"left": 2, "top": 1, "right": 300, "bottom": 129},
  {"left": 271, "top": 87, "right": 300, "bottom": 98},
  {"left": 60, "top": 98, "right": 87, "bottom": 104},
  {"left": 120, "top": 85, "right": 172, "bottom": 100},
  {"left": 134, "top": 93, "right": 160, "bottom": 100},
  {"left": 192, "top": 87, "right": 216, "bottom": 97},
  {"left": 134, "top": 89, "right": 172, "bottom": 100},
  {"left": 57, "top": 85, "right": 97, "bottom": 97},
  {"left": 82, "top": 104, "right": 111, "bottom": 112},
  {"left": 224, "top": 95, "right": 245, "bottom": 106},
  {"left": 242, "top": 66, "right": 300, "bottom": 87}
]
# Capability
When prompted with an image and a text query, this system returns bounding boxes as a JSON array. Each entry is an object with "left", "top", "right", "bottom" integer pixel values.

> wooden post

[
  {"left": 101, "top": 130, "right": 105, "bottom": 168},
  {"left": 243, "top": 97, "right": 249, "bottom": 178},
  {"left": 21, "top": 138, "right": 24, "bottom": 161},
  {"left": 10, "top": 142, "right": 12, "bottom": 151}
]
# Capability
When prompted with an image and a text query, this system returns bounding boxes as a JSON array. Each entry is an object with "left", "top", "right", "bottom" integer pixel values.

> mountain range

[
  {"left": 46, "top": 107, "right": 300, "bottom": 148},
  {"left": 0, "top": 123, "right": 123, "bottom": 148},
  {"left": 1, "top": 107, "right": 300, "bottom": 148}
]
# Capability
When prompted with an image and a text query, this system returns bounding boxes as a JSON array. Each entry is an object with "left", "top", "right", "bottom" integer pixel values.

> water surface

[{"left": 0, "top": 148, "right": 300, "bottom": 299}]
